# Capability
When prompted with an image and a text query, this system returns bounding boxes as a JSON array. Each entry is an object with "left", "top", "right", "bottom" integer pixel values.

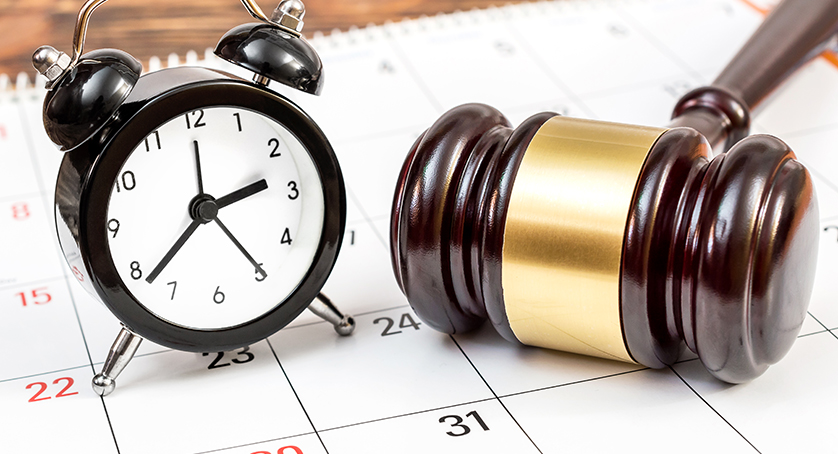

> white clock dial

[{"left": 106, "top": 106, "right": 325, "bottom": 329}]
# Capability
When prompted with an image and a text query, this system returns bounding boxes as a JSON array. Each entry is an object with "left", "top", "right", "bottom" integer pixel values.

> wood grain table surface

[{"left": 0, "top": 0, "right": 521, "bottom": 77}]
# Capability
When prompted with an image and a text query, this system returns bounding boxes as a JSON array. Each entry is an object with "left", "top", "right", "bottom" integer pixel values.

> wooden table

[{"left": 0, "top": 0, "right": 513, "bottom": 77}]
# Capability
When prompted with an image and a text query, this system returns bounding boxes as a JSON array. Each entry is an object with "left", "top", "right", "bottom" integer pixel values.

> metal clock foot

[
  {"left": 92, "top": 326, "right": 143, "bottom": 396},
  {"left": 308, "top": 292, "right": 355, "bottom": 336}
]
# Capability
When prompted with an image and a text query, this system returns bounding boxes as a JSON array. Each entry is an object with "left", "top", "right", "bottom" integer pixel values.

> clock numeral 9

[
  {"left": 115, "top": 171, "right": 136, "bottom": 193},
  {"left": 214, "top": 286, "right": 225, "bottom": 304},
  {"left": 288, "top": 181, "right": 299, "bottom": 200},
  {"left": 129, "top": 261, "right": 142, "bottom": 280},
  {"left": 108, "top": 219, "right": 120, "bottom": 238},
  {"left": 185, "top": 109, "right": 206, "bottom": 129},
  {"left": 268, "top": 138, "right": 281, "bottom": 158}
]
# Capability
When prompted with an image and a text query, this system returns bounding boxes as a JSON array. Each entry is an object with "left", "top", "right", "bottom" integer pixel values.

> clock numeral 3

[
  {"left": 185, "top": 109, "right": 206, "bottom": 129},
  {"left": 288, "top": 181, "right": 299, "bottom": 200}
]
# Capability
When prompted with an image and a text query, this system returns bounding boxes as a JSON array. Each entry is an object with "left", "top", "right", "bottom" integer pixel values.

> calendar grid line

[
  {"left": 385, "top": 37, "right": 446, "bottom": 114},
  {"left": 344, "top": 185, "right": 388, "bottom": 250},
  {"left": 0, "top": 363, "right": 91, "bottom": 384},
  {"left": 806, "top": 166, "right": 838, "bottom": 202},
  {"left": 16, "top": 97, "right": 124, "bottom": 453},
  {"left": 265, "top": 337, "right": 331, "bottom": 454},
  {"left": 775, "top": 119, "right": 838, "bottom": 140},
  {"left": 192, "top": 431, "right": 318, "bottom": 454},
  {"left": 669, "top": 366, "right": 762, "bottom": 454},
  {"left": 617, "top": 5, "right": 708, "bottom": 85},
  {"left": 0, "top": 274, "right": 70, "bottom": 291},
  {"left": 0, "top": 191, "right": 46, "bottom": 204},
  {"left": 448, "top": 335, "right": 545, "bottom": 454},
  {"left": 808, "top": 311, "right": 838, "bottom": 340},
  {"left": 495, "top": 365, "right": 650, "bottom": 400},
  {"left": 506, "top": 24, "right": 599, "bottom": 120},
  {"left": 315, "top": 396, "right": 498, "bottom": 433},
  {"left": 284, "top": 303, "right": 411, "bottom": 331}
]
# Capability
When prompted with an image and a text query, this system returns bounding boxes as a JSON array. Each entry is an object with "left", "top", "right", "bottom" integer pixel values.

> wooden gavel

[{"left": 390, "top": 0, "right": 838, "bottom": 383}]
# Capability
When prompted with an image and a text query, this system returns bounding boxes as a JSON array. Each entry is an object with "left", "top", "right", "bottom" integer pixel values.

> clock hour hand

[
  {"left": 146, "top": 218, "right": 202, "bottom": 284},
  {"left": 213, "top": 216, "right": 268, "bottom": 279},
  {"left": 216, "top": 179, "right": 268, "bottom": 209}
]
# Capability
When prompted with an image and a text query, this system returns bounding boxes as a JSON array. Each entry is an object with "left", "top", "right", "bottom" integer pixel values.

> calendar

[{"left": 2, "top": 0, "right": 838, "bottom": 452}]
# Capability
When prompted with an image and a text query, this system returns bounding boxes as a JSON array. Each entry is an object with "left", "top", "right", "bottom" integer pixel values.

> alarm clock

[{"left": 32, "top": 0, "right": 354, "bottom": 396}]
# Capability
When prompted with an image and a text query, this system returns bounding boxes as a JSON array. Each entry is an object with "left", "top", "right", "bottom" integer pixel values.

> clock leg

[
  {"left": 92, "top": 326, "right": 143, "bottom": 396},
  {"left": 307, "top": 293, "right": 355, "bottom": 336}
]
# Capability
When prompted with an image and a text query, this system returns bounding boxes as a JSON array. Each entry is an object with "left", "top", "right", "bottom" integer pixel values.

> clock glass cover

[{"left": 106, "top": 106, "right": 325, "bottom": 330}]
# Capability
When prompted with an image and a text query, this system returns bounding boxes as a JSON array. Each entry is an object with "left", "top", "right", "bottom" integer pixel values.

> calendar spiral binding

[{"left": 0, "top": 0, "right": 660, "bottom": 98}]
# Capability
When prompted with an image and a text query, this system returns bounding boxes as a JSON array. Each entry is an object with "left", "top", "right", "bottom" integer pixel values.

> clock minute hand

[
  {"left": 215, "top": 179, "right": 268, "bottom": 209},
  {"left": 146, "top": 218, "right": 202, "bottom": 284}
]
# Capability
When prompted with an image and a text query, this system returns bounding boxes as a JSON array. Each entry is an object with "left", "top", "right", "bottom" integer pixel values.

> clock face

[{"left": 105, "top": 106, "right": 325, "bottom": 330}]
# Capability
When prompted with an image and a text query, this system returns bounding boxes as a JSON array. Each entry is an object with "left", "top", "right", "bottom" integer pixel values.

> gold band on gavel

[{"left": 501, "top": 116, "right": 666, "bottom": 363}]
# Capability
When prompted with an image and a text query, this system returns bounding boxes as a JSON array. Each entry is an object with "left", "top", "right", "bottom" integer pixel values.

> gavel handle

[
  {"left": 671, "top": 0, "right": 838, "bottom": 150},
  {"left": 716, "top": 0, "right": 838, "bottom": 110}
]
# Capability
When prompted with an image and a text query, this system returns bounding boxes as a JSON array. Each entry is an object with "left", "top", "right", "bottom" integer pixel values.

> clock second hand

[{"left": 212, "top": 215, "right": 268, "bottom": 280}]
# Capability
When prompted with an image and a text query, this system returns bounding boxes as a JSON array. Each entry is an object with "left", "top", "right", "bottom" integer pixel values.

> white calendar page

[{"left": 2, "top": 0, "right": 838, "bottom": 452}]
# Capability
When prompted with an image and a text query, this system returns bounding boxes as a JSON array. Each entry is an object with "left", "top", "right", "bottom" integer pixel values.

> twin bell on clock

[{"left": 32, "top": 0, "right": 354, "bottom": 396}]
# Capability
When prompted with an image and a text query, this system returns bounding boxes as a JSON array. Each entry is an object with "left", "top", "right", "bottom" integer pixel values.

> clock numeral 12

[{"left": 185, "top": 109, "right": 206, "bottom": 129}]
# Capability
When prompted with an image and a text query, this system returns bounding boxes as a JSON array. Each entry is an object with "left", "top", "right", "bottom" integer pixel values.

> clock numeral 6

[{"left": 214, "top": 286, "right": 225, "bottom": 304}]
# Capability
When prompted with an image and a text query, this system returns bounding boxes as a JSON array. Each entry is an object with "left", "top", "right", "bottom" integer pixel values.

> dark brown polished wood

[
  {"left": 0, "top": 0, "right": 519, "bottom": 77},
  {"left": 391, "top": 0, "right": 834, "bottom": 382}
]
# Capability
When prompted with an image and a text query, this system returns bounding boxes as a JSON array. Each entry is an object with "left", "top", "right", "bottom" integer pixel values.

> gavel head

[{"left": 390, "top": 103, "right": 818, "bottom": 383}]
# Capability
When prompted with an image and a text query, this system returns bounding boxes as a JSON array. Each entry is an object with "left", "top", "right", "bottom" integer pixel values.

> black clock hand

[
  {"left": 146, "top": 218, "right": 202, "bottom": 284},
  {"left": 194, "top": 140, "right": 205, "bottom": 195},
  {"left": 213, "top": 215, "right": 268, "bottom": 279},
  {"left": 216, "top": 179, "right": 268, "bottom": 209}
]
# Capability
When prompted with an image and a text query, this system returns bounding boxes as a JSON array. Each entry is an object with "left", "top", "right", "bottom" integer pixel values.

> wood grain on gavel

[{"left": 0, "top": 0, "right": 515, "bottom": 77}]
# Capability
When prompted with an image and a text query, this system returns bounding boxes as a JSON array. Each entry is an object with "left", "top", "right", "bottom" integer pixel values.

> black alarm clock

[{"left": 32, "top": 0, "right": 354, "bottom": 396}]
